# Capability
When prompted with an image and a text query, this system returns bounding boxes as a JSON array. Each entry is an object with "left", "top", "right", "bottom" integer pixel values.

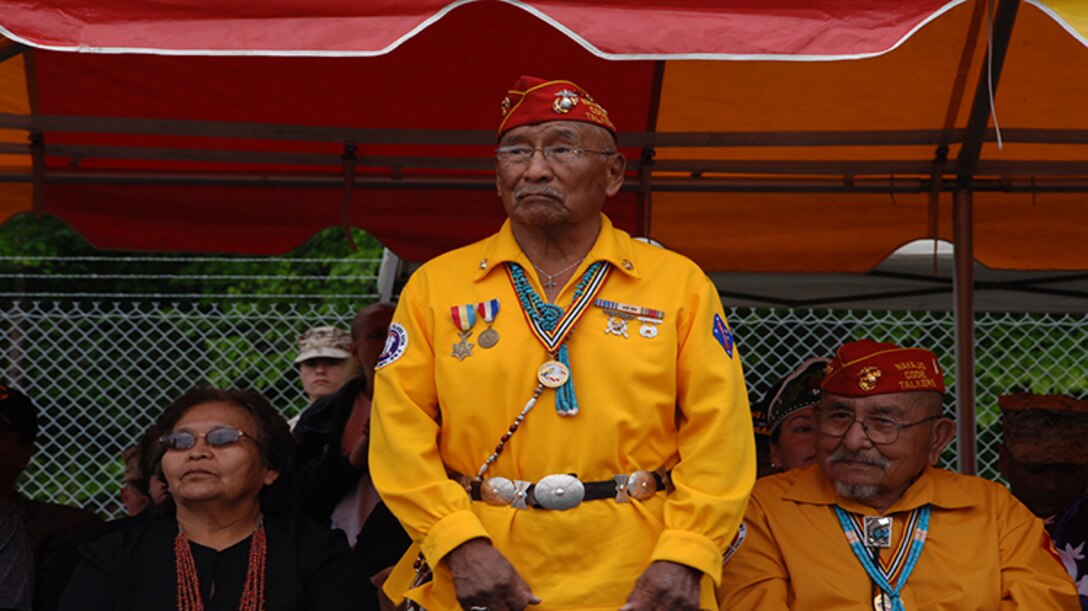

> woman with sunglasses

[{"left": 59, "top": 387, "right": 366, "bottom": 610}]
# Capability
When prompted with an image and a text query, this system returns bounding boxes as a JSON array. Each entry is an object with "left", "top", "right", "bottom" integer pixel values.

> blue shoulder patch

[
  {"left": 376, "top": 323, "right": 408, "bottom": 370},
  {"left": 712, "top": 313, "right": 734, "bottom": 358}
]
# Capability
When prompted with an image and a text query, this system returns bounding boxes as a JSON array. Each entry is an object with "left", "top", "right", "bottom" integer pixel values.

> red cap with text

[
  {"left": 821, "top": 339, "right": 945, "bottom": 397},
  {"left": 498, "top": 75, "right": 616, "bottom": 138}
]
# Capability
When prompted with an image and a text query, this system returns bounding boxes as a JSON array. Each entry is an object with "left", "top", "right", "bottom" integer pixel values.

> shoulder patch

[
  {"left": 712, "top": 313, "right": 735, "bottom": 358},
  {"left": 376, "top": 323, "right": 408, "bottom": 370},
  {"left": 722, "top": 522, "right": 747, "bottom": 564}
]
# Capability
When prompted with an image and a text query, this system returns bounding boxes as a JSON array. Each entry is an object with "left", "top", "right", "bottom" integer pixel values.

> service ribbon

[
  {"left": 477, "top": 299, "right": 500, "bottom": 324},
  {"left": 450, "top": 304, "right": 477, "bottom": 333}
]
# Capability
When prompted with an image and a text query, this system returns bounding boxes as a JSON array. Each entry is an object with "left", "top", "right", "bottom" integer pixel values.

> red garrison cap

[
  {"left": 822, "top": 339, "right": 945, "bottom": 397},
  {"left": 498, "top": 75, "right": 616, "bottom": 138}
]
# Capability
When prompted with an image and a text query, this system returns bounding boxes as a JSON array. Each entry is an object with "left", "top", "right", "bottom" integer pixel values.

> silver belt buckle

[
  {"left": 614, "top": 470, "right": 658, "bottom": 503},
  {"left": 533, "top": 473, "right": 585, "bottom": 510},
  {"left": 480, "top": 477, "right": 532, "bottom": 509}
]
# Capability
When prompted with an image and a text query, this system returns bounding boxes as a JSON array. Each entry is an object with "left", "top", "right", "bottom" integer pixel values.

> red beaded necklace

[{"left": 174, "top": 518, "right": 267, "bottom": 611}]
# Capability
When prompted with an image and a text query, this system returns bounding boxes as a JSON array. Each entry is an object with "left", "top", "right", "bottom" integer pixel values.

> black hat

[
  {"left": 766, "top": 357, "right": 830, "bottom": 435},
  {"left": 0, "top": 385, "right": 37, "bottom": 445}
]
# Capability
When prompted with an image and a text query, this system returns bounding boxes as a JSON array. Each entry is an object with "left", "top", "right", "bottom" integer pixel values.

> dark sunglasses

[{"left": 160, "top": 427, "right": 252, "bottom": 451}]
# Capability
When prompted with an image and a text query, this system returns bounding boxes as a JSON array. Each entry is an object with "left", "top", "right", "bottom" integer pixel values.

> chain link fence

[{"left": 3, "top": 284, "right": 1086, "bottom": 519}]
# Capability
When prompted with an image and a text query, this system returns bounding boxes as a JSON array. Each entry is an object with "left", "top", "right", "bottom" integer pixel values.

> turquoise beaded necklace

[
  {"left": 834, "top": 504, "right": 930, "bottom": 611},
  {"left": 507, "top": 260, "right": 610, "bottom": 415}
]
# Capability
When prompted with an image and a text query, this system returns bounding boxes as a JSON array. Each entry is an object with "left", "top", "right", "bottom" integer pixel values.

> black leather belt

[{"left": 452, "top": 469, "right": 670, "bottom": 511}]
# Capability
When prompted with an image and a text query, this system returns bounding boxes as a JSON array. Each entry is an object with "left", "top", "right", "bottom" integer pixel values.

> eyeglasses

[
  {"left": 495, "top": 145, "right": 616, "bottom": 165},
  {"left": 160, "top": 427, "right": 253, "bottom": 451},
  {"left": 817, "top": 410, "right": 943, "bottom": 445}
]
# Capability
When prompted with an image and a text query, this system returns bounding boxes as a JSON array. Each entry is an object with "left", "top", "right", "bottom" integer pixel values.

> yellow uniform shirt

[
  {"left": 371, "top": 215, "right": 754, "bottom": 611},
  {"left": 719, "top": 464, "right": 1080, "bottom": 610}
]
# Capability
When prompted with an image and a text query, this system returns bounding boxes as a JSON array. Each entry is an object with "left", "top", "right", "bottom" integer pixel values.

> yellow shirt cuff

[
  {"left": 421, "top": 508, "right": 492, "bottom": 565},
  {"left": 650, "top": 528, "right": 724, "bottom": 585}
]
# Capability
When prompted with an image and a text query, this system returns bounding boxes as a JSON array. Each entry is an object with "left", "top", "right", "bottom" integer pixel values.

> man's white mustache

[
  {"left": 828, "top": 448, "right": 889, "bottom": 468},
  {"left": 515, "top": 187, "right": 564, "bottom": 201}
]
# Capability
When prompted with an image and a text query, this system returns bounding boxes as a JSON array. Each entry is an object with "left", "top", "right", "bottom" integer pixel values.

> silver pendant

[
  {"left": 639, "top": 322, "right": 658, "bottom": 339},
  {"left": 873, "top": 592, "right": 893, "bottom": 611},
  {"left": 537, "top": 360, "right": 570, "bottom": 388},
  {"left": 478, "top": 327, "right": 499, "bottom": 349},
  {"left": 451, "top": 331, "right": 474, "bottom": 361},
  {"left": 864, "top": 516, "right": 893, "bottom": 548},
  {"left": 604, "top": 314, "right": 629, "bottom": 338}
]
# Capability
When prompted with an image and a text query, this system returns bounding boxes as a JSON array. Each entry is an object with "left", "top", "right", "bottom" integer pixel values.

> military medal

[
  {"left": 449, "top": 304, "right": 477, "bottom": 361},
  {"left": 605, "top": 314, "right": 629, "bottom": 338},
  {"left": 476, "top": 299, "right": 500, "bottom": 349},
  {"left": 594, "top": 299, "right": 664, "bottom": 340},
  {"left": 478, "top": 328, "right": 499, "bottom": 349},
  {"left": 537, "top": 360, "right": 570, "bottom": 388},
  {"left": 638, "top": 317, "right": 660, "bottom": 339}
]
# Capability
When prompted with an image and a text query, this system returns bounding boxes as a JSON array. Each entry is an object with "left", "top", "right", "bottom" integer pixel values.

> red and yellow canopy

[{"left": 1, "top": 0, "right": 1087, "bottom": 272}]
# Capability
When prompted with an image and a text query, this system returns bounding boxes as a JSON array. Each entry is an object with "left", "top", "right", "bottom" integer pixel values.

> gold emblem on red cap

[
  {"left": 553, "top": 89, "right": 579, "bottom": 114},
  {"left": 858, "top": 366, "right": 882, "bottom": 392},
  {"left": 500, "top": 97, "right": 512, "bottom": 117}
]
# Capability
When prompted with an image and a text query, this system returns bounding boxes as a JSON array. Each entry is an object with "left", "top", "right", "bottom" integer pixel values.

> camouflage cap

[{"left": 294, "top": 326, "right": 352, "bottom": 364}]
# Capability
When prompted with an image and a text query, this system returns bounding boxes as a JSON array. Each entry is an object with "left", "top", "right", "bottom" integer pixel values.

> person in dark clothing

[
  {"left": 354, "top": 502, "right": 412, "bottom": 611},
  {"left": 293, "top": 304, "right": 407, "bottom": 611},
  {"left": 0, "top": 384, "right": 101, "bottom": 611},
  {"left": 0, "top": 501, "right": 33, "bottom": 611},
  {"left": 59, "top": 387, "right": 365, "bottom": 611},
  {"left": 293, "top": 303, "right": 394, "bottom": 540}
]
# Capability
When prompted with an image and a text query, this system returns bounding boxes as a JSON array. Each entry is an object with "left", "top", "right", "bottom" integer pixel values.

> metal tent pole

[
  {"left": 376, "top": 248, "right": 400, "bottom": 303},
  {"left": 951, "top": 0, "right": 1020, "bottom": 474},
  {"left": 952, "top": 188, "right": 976, "bottom": 475}
]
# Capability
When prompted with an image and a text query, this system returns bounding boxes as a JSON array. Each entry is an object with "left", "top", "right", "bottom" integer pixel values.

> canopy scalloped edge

[
  {"left": 1027, "top": 0, "right": 1088, "bottom": 48},
  {"left": 0, "top": 0, "right": 971, "bottom": 61}
]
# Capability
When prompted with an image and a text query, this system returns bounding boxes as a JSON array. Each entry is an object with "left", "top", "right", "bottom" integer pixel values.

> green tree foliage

[{"left": 1, "top": 212, "right": 384, "bottom": 517}]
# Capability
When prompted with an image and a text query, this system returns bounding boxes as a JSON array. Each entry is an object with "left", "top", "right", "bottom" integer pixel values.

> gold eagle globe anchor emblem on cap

[
  {"left": 857, "top": 366, "right": 882, "bottom": 392},
  {"left": 553, "top": 89, "right": 579, "bottom": 114}
]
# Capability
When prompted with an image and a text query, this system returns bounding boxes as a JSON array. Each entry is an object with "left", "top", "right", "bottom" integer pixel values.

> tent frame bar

[{"left": 8, "top": 170, "right": 1088, "bottom": 194}]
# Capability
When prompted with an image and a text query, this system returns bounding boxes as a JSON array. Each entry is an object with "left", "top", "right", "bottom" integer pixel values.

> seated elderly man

[{"left": 719, "top": 339, "right": 1079, "bottom": 610}]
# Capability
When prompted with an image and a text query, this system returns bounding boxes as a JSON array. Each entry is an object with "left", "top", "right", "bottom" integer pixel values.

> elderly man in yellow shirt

[
  {"left": 369, "top": 75, "right": 754, "bottom": 611},
  {"left": 719, "top": 339, "right": 1079, "bottom": 610}
]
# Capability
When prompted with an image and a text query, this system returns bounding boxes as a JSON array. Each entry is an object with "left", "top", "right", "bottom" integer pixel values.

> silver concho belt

[{"left": 453, "top": 469, "right": 670, "bottom": 511}]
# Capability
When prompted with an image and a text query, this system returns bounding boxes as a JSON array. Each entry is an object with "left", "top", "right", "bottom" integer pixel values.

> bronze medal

[{"left": 478, "top": 327, "right": 499, "bottom": 349}]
